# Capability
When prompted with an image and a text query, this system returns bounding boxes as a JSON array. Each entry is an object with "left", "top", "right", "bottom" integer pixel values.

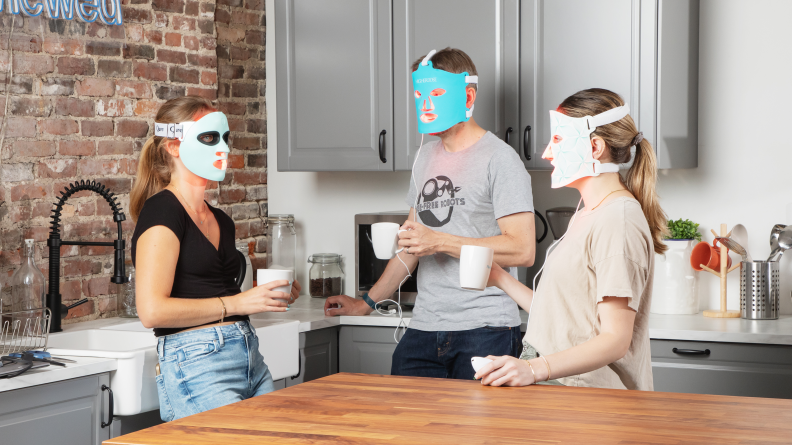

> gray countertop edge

[{"left": 0, "top": 356, "right": 117, "bottom": 393}]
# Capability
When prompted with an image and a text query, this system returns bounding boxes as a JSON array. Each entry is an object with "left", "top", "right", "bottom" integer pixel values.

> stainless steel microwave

[{"left": 355, "top": 212, "right": 418, "bottom": 306}]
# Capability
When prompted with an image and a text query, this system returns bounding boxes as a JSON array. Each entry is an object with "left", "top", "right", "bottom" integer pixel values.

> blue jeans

[
  {"left": 155, "top": 321, "right": 274, "bottom": 421},
  {"left": 391, "top": 326, "right": 523, "bottom": 380}
]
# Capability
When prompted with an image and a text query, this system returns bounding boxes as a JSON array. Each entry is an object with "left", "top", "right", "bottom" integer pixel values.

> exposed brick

[
  {"left": 184, "top": 36, "right": 199, "bottom": 51},
  {"left": 126, "top": 24, "right": 144, "bottom": 42},
  {"left": 54, "top": 97, "right": 94, "bottom": 117},
  {"left": 86, "top": 22, "right": 125, "bottom": 39},
  {"left": 216, "top": 44, "right": 230, "bottom": 60},
  {"left": 234, "top": 170, "right": 265, "bottom": 185},
  {"left": 217, "top": 26, "right": 245, "bottom": 42},
  {"left": 0, "top": 75, "right": 33, "bottom": 94},
  {"left": 218, "top": 0, "right": 242, "bottom": 6},
  {"left": 40, "top": 77, "right": 75, "bottom": 95},
  {"left": 99, "top": 178, "right": 132, "bottom": 194},
  {"left": 124, "top": 44, "right": 155, "bottom": 60},
  {"left": 246, "top": 119, "right": 266, "bottom": 134},
  {"left": 155, "top": 85, "right": 185, "bottom": 100},
  {"left": 185, "top": 0, "right": 199, "bottom": 15},
  {"left": 59, "top": 140, "right": 95, "bottom": 156},
  {"left": 146, "top": 30, "right": 163, "bottom": 45},
  {"left": 172, "top": 16, "right": 196, "bottom": 31},
  {"left": 227, "top": 154, "right": 244, "bottom": 169},
  {"left": 134, "top": 100, "right": 160, "bottom": 117},
  {"left": 233, "top": 137, "right": 261, "bottom": 150},
  {"left": 198, "top": 19, "right": 213, "bottom": 34},
  {"left": 121, "top": 7, "right": 152, "bottom": 24},
  {"left": 120, "top": 158, "right": 139, "bottom": 175},
  {"left": 83, "top": 277, "right": 110, "bottom": 298},
  {"left": 231, "top": 11, "right": 259, "bottom": 27},
  {"left": 219, "top": 102, "right": 245, "bottom": 115},
  {"left": 117, "top": 120, "right": 149, "bottom": 137},
  {"left": 78, "top": 159, "right": 120, "bottom": 176},
  {"left": 165, "top": 32, "right": 182, "bottom": 47},
  {"left": 157, "top": 49, "right": 186, "bottom": 64},
  {"left": 245, "top": 0, "right": 264, "bottom": 10},
  {"left": 81, "top": 120, "right": 114, "bottom": 137},
  {"left": 98, "top": 141, "right": 134, "bottom": 155},
  {"left": 57, "top": 57, "right": 95, "bottom": 76},
  {"left": 201, "top": 70, "right": 217, "bottom": 85},
  {"left": 42, "top": 38, "right": 84, "bottom": 55},
  {"left": 247, "top": 102, "right": 259, "bottom": 115},
  {"left": 116, "top": 80, "right": 153, "bottom": 98},
  {"left": 247, "top": 185, "right": 267, "bottom": 201},
  {"left": 98, "top": 60, "right": 133, "bottom": 78},
  {"left": 154, "top": 12, "right": 168, "bottom": 28},
  {"left": 10, "top": 97, "right": 51, "bottom": 117},
  {"left": 186, "top": 87, "right": 216, "bottom": 100},
  {"left": 86, "top": 41, "right": 122, "bottom": 57},
  {"left": 14, "top": 141, "right": 57, "bottom": 158},
  {"left": 200, "top": 36, "right": 216, "bottom": 51},
  {"left": 13, "top": 53, "right": 54, "bottom": 75},
  {"left": 246, "top": 65, "right": 265, "bottom": 80},
  {"left": 220, "top": 187, "right": 246, "bottom": 204},
  {"left": 78, "top": 200, "right": 96, "bottom": 216},
  {"left": 152, "top": 0, "right": 184, "bottom": 13},
  {"left": 215, "top": 9, "right": 231, "bottom": 25},
  {"left": 187, "top": 54, "right": 217, "bottom": 69},
  {"left": 219, "top": 64, "right": 244, "bottom": 79},
  {"left": 133, "top": 61, "right": 168, "bottom": 81},
  {"left": 4, "top": 117, "right": 36, "bottom": 137},
  {"left": 75, "top": 78, "right": 115, "bottom": 97},
  {"left": 49, "top": 19, "right": 86, "bottom": 37},
  {"left": 170, "top": 66, "right": 200, "bottom": 84},
  {"left": 233, "top": 83, "right": 258, "bottom": 98},
  {"left": 63, "top": 258, "right": 102, "bottom": 277},
  {"left": 60, "top": 280, "right": 83, "bottom": 302},
  {"left": 246, "top": 30, "right": 265, "bottom": 46},
  {"left": 0, "top": 35, "right": 42, "bottom": 52},
  {"left": 200, "top": 1, "right": 215, "bottom": 16},
  {"left": 1, "top": 163, "right": 34, "bottom": 182},
  {"left": 228, "top": 118, "right": 244, "bottom": 132},
  {"left": 38, "top": 159, "right": 78, "bottom": 178},
  {"left": 96, "top": 99, "right": 134, "bottom": 117},
  {"left": 10, "top": 183, "right": 51, "bottom": 201},
  {"left": 40, "top": 119, "right": 79, "bottom": 136}
]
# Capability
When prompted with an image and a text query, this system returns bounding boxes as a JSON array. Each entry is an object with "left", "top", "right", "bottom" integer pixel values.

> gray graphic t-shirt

[{"left": 405, "top": 131, "right": 534, "bottom": 331}]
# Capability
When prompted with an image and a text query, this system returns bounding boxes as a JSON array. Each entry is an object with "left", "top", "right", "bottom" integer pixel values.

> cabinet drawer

[{"left": 651, "top": 340, "right": 792, "bottom": 366}]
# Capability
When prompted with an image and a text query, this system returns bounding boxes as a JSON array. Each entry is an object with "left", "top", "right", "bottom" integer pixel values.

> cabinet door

[
  {"left": 287, "top": 328, "right": 339, "bottom": 387},
  {"left": 393, "top": 0, "right": 520, "bottom": 171},
  {"left": 521, "top": 0, "right": 636, "bottom": 169},
  {"left": 275, "top": 0, "right": 393, "bottom": 171},
  {"left": 339, "top": 326, "right": 398, "bottom": 375}
]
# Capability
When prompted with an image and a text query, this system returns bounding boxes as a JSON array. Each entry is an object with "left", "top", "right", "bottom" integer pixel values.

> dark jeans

[{"left": 391, "top": 326, "right": 522, "bottom": 380}]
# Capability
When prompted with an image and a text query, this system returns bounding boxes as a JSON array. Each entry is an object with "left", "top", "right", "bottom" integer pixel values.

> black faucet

[{"left": 46, "top": 180, "right": 129, "bottom": 332}]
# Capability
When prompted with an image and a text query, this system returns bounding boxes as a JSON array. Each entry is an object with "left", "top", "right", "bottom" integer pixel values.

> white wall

[{"left": 266, "top": 0, "right": 792, "bottom": 314}]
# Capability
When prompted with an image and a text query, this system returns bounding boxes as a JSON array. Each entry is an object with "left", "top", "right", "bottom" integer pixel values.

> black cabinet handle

[
  {"left": 535, "top": 211, "right": 548, "bottom": 243},
  {"left": 504, "top": 127, "right": 513, "bottom": 145},
  {"left": 672, "top": 348, "right": 711, "bottom": 356},
  {"left": 101, "top": 384, "right": 114, "bottom": 428},
  {"left": 523, "top": 125, "right": 532, "bottom": 160},
  {"left": 291, "top": 350, "right": 302, "bottom": 380},
  {"left": 378, "top": 129, "right": 387, "bottom": 163}
]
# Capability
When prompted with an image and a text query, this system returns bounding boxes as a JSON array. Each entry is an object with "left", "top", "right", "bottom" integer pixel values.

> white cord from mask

[
  {"left": 374, "top": 134, "right": 425, "bottom": 343},
  {"left": 525, "top": 197, "right": 584, "bottom": 321}
]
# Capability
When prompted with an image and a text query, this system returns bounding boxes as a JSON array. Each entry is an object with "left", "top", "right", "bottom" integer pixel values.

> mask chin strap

[{"left": 154, "top": 122, "right": 195, "bottom": 142}]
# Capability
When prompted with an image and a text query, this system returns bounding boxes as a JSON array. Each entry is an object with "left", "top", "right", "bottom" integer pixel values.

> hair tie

[{"left": 631, "top": 132, "right": 644, "bottom": 146}]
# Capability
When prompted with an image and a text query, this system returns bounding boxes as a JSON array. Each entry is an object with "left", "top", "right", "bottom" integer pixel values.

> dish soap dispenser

[{"left": 11, "top": 239, "right": 46, "bottom": 328}]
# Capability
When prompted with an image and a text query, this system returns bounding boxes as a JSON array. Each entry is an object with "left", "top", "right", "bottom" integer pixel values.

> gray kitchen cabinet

[
  {"left": 520, "top": 0, "right": 699, "bottom": 169},
  {"left": 0, "top": 373, "right": 112, "bottom": 445},
  {"left": 339, "top": 326, "right": 398, "bottom": 375},
  {"left": 286, "top": 327, "right": 339, "bottom": 387},
  {"left": 651, "top": 339, "right": 792, "bottom": 399},
  {"left": 275, "top": 0, "right": 394, "bottom": 171},
  {"left": 392, "top": 0, "right": 520, "bottom": 170}
]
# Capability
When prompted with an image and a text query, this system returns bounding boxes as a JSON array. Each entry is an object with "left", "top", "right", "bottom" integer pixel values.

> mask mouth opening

[{"left": 420, "top": 113, "right": 438, "bottom": 123}]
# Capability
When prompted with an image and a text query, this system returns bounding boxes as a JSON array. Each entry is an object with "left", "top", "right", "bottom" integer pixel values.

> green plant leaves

[{"left": 666, "top": 218, "right": 702, "bottom": 241}]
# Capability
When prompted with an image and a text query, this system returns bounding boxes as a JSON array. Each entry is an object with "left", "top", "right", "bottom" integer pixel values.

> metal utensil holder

[
  {"left": 0, "top": 307, "right": 52, "bottom": 355},
  {"left": 740, "top": 261, "right": 780, "bottom": 320}
]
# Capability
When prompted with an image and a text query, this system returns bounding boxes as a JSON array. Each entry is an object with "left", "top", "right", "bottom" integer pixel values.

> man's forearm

[
  {"left": 369, "top": 252, "right": 419, "bottom": 302},
  {"left": 438, "top": 233, "right": 533, "bottom": 267}
]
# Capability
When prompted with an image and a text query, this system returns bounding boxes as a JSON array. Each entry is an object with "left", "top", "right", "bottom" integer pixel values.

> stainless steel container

[{"left": 740, "top": 261, "right": 780, "bottom": 320}]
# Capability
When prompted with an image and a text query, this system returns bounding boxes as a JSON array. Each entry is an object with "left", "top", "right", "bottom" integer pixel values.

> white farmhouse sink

[
  {"left": 47, "top": 319, "right": 300, "bottom": 416},
  {"left": 47, "top": 330, "right": 159, "bottom": 416}
]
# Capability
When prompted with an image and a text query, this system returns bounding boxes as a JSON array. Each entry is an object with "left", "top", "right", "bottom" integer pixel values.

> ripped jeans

[{"left": 155, "top": 321, "right": 274, "bottom": 421}]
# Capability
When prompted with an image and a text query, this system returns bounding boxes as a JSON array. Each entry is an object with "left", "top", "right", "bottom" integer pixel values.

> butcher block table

[{"left": 106, "top": 373, "right": 792, "bottom": 444}]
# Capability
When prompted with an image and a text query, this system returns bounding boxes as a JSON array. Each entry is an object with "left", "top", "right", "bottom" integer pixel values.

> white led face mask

[{"left": 543, "top": 104, "right": 630, "bottom": 188}]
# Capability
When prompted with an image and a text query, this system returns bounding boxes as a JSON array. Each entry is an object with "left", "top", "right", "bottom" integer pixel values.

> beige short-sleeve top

[{"left": 524, "top": 197, "right": 655, "bottom": 390}]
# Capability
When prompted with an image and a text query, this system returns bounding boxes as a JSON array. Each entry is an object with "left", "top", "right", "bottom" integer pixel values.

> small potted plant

[{"left": 651, "top": 219, "right": 701, "bottom": 315}]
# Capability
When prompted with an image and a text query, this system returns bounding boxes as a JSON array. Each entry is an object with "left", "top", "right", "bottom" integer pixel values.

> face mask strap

[
  {"left": 585, "top": 104, "right": 630, "bottom": 130},
  {"left": 154, "top": 121, "right": 195, "bottom": 142}
]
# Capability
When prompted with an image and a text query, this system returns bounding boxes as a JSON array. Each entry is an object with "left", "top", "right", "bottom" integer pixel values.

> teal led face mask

[
  {"left": 412, "top": 50, "right": 478, "bottom": 134},
  {"left": 155, "top": 112, "right": 230, "bottom": 182}
]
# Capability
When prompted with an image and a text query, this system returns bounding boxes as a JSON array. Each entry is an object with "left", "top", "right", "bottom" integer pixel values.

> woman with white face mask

[
  {"left": 474, "top": 88, "right": 668, "bottom": 390},
  {"left": 130, "top": 96, "right": 302, "bottom": 421}
]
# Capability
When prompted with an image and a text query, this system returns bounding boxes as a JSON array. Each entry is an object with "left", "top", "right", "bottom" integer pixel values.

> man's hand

[
  {"left": 324, "top": 295, "right": 373, "bottom": 316},
  {"left": 399, "top": 220, "right": 447, "bottom": 257}
]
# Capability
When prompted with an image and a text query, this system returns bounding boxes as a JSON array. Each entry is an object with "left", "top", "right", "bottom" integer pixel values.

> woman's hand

[
  {"left": 486, "top": 262, "right": 510, "bottom": 289},
  {"left": 289, "top": 280, "right": 302, "bottom": 305},
  {"left": 228, "top": 280, "right": 291, "bottom": 315},
  {"left": 475, "top": 356, "right": 538, "bottom": 387}
]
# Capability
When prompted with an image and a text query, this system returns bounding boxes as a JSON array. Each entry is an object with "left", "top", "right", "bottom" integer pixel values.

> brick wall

[{"left": 0, "top": 1, "right": 268, "bottom": 324}]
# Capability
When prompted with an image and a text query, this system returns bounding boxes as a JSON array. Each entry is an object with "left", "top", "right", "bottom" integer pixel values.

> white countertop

[
  {"left": 252, "top": 297, "right": 792, "bottom": 346},
  {"left": 0, "top": 355, "right": 117, "bottom": 393}
]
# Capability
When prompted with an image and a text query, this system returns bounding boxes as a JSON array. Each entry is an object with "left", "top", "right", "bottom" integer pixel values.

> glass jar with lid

[
  {"left": 266, "top": 215, "right": 297, "bottom": 271},
  {"left": 117, "top": 259, "right": 137, "bottom": 318},
  {"left": 307, "top": 253, "right": 344, "bottom": 298}
]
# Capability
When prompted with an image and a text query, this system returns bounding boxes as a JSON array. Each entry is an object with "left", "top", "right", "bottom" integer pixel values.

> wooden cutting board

[{"left": 105, "top": 373, "right": 792, "bottom": 444}]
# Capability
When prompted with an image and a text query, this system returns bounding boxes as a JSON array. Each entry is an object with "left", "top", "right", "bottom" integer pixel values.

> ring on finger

[{"left": 405, "top": 247, "right": 410, "bottom": 254}]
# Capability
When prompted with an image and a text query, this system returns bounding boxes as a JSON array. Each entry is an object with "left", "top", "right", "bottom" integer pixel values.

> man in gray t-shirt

[{"left": 325, "top": 48, "right": 535, "bottom": 380}]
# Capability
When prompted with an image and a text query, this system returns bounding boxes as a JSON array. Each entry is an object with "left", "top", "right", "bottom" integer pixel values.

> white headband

[
  {"left": 154, "top": 122, "right": 195, "bottom": 142},
  {"left": 584, "top": 104, "right": 630, "bottom": 130}
]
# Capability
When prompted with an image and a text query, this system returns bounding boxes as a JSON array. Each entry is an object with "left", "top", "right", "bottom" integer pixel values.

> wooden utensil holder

[{"left": 701, "top": 223, "right": 740, "bottom": 318}]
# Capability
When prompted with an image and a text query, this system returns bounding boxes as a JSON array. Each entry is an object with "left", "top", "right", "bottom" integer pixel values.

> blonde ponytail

[
  {"left": 559, "top": 88, "right": 669, "bottom": 254},
  {"left": 129, "top": 96, "right": 216, "bottom": 221}
]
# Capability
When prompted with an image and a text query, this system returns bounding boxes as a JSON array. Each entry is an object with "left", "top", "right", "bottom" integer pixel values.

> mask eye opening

[
  {"left": 430, "top": 88, "right": 446, "bottom": 97},
  {"left": 414, "top": 90, "right": 421, "bottom": 98},
  {"left": 222, "top": 131, "right": 230, "bottom": 144},
  {"left": 197, "top": 131, "right": 221, "bottom": 146}
]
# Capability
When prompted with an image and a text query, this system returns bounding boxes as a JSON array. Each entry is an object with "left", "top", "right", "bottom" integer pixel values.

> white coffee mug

[
  {"left": 459, "top": 245, "right": 494, "bottom": 291},
  {"left": 372, "top": 222, "right": 407, "bottom": 260},
  {"left": 257, "top": 269, "right": 294, "bottom": 295}
]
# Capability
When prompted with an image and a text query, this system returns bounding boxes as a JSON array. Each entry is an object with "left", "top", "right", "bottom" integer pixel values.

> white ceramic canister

[{"left": 651, "top": 239, "right": 700, "bottom": 314}]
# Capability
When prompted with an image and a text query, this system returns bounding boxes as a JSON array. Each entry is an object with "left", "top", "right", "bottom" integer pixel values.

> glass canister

[
  {"left": 117, "top": 259, "right": 137, "bottom": 318},
  {"left": 308, "top": 254, "right": 344, "bottom": 298},
  {"left": 11, "top": 239, "right": 46, "bottom": 327},
  {"left": 266, "top": 215, "right": 297, "bottom": 271}
]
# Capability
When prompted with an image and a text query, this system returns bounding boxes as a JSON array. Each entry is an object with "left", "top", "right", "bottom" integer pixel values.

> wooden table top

[{"left": 106, "top": 373, "right": 792, "bottom": 445}]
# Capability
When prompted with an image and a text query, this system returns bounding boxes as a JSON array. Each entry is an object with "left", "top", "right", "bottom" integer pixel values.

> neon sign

[{"left": 0, "top": 0, "right": 123, "bottom": 25}]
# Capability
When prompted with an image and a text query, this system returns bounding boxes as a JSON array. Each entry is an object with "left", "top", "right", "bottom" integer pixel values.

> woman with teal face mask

[
  {"left": 129, "top": 96, "right": 302, "bottom": 421},
  {"left": 474, "top": 88, "right": 668, "bottom": 391}
]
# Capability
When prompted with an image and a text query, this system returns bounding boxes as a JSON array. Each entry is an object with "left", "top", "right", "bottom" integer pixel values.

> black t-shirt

[{"left": 131, "top": 190, "right": 246, "bottom": 337}]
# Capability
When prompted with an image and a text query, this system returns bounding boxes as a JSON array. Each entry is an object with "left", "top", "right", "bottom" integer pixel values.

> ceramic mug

[
  {"left": 690, "top": 240, "right": 732, "bottom": 271},
  {"left": 257, "top": 269, "right": 293, "bottom": 295},
  {"left": 459, "top": 245, "right": 495, "bottom": 291},
  {"left": 372, "top": 222, "right": 408, "bottom": 260}
]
